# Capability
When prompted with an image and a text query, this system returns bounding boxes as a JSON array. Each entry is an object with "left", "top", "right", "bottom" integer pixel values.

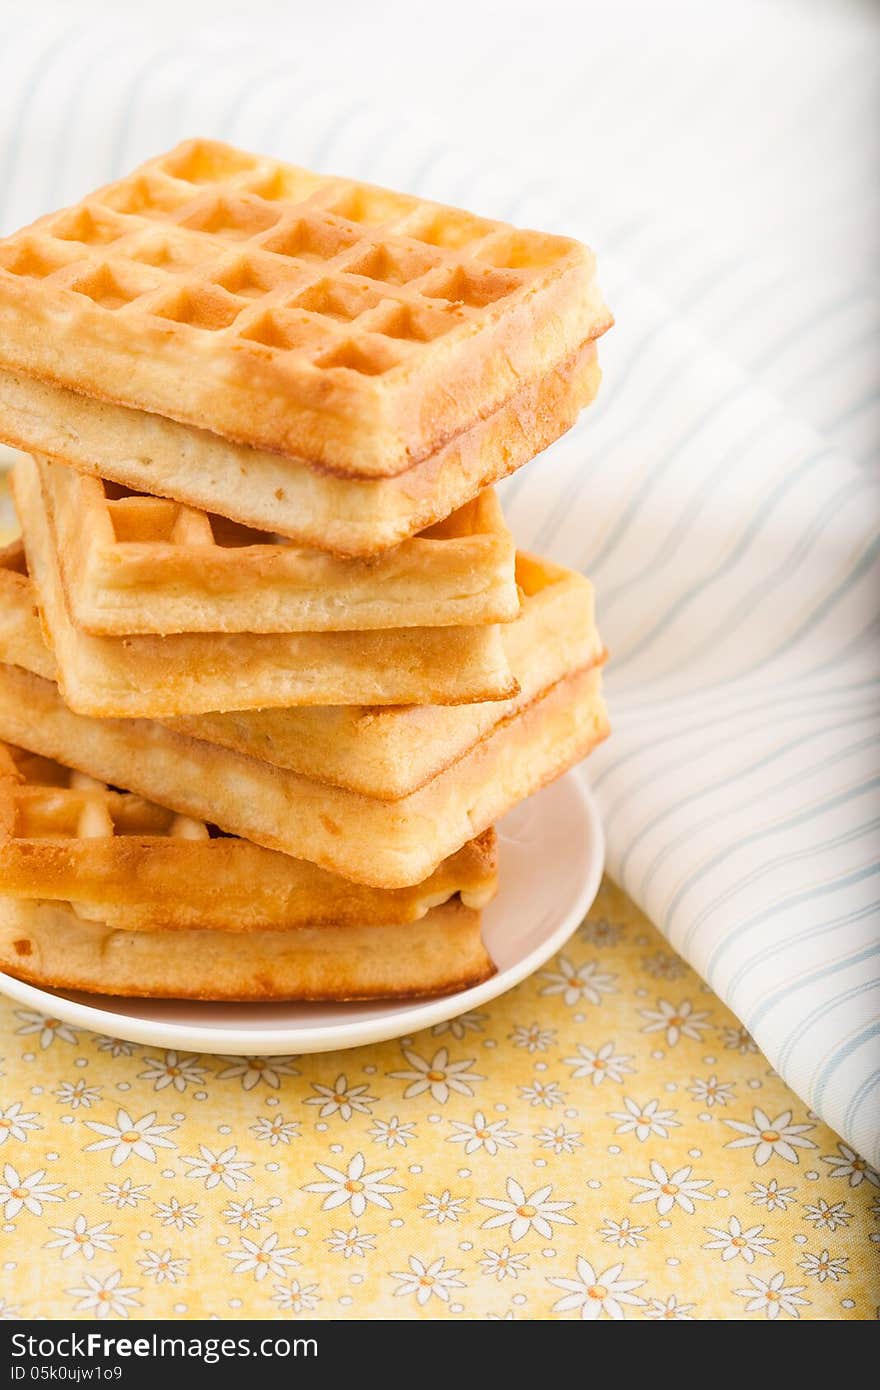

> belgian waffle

[
  {"left": 38, "top": 455, "right": 518, "bottom": 636},
  {"left": 0, "top": 347, "right": 601, "bottom": 555},
  {"left": 14, "top": 456, "right": 516, "bottom": 716},
  {"left": 0, "top": 139, "right": 611, "bottom": 478},
  {"left": 0, "top": 743, "right": 496, "bottom": 931}
]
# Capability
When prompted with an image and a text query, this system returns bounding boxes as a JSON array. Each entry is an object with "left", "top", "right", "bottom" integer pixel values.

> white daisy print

[
  {"left": 645, "top": 1295, "right": 695, "bottom": 1319},
  {"left": 599, "top": 1216, "right": 648, "bottom": 1248},
  {"left": 222, "top": 1197, "right": 272, "bottom": 1230},
  {"left": 539, "top": 956, "right": 617, "bottom": 1007},
  {"left": 0, "top": 1163, "right": 64, "bottom": 1219},
  {"left": 549, "top": 1257, "right": 645, "bottom": 1320},
  {"left": 641, "top": 951, "right": 686, "bottom": 980},
  {"left": 629, "top": 1160, "right": 713, "bottom": 1215},
  {"left": 563, "top": 1042, "right": 634, "bottom": 1085},
  {"left": 369, "top": 1116, "right": 416, "bottom": 1149},
  {"left": 390, "top": 1256, "right": 464, "bottom": 1306},
  {"left": 479, "top": 1177, "right": 574, "bottom": 1242},
  {"left": 388, "top": 1047, "right": 484, "bottom": 1103},
  {"left": 724, "top": 1108, "right": 817, "bottom": 1166},
  {"left": 702, "top": 1215, "right": 775, "bottom": 1263},
  {"left": 100, "top": 1180, "right": 149, "bottom": 1210},
  {"left": 55, "top": 1080, "right": 102, "bottom": 1110},
  {"left": 721, "top": 1025, "right": 758, "bottom": 1054},
  {"left": 250, "top": 1114, "right": 299, "bottom": 1147},
  {"left": 84, "top": 1109, "right": 177, "bottom": 1167},
  {"left": 325, "top": 1227, "right": 375, "bottom": 1260},
  {"left": 509, "top": 1023, "right": 556, "bottom": 1053},
  {"left": 272, "top": 1279, "right": 320, "bottom": 1313},
  {"left": 181, "top": 1144, "right": 253, "bottom": 1191},
  {"left": 14, "top": 1011, "right": 78, "bottom": 1048},
  {"left": 638, "top": 998, "right": 711, "bottom": 1046},
  {"left": 215, "top": 1056, "right": 299, "bottom": 1091},
  {"left": 608, "top": 1097, "right": 680, "bottom": 1142},
  {"left": 154, "top": 1197, "right": 200, "bottom": 1231},
  {"left": 67, "top": 1271, "right": 140, "bottom": 1320},
  {"left": 45, "top": 1215, "right": 116, "bottom": 1261},
  {"left": 226, "top": 1232, "right": 299, "bottom": 1282},
  {"left": 580, "top": 917, "right": 623, "bottom": 947},
  {"left": 687, "top": 1075, "right": 735, "bottom": 1107},
  {"left": 535, "top": 1124, "right": 582, "bottom": 1155},
  {"left": 478, "top": 1244, "right": 528, "bottom": 1282},
  {"left": 0, "top": 1297, "right": 20, "bottom": 1319},
  {"left": 431, "top": 1011, "right": 486, "bottom": 1039},
  {"left": 304, "top": 1074, "right": 377, "bottom": 1121},
  {"left": 303, "top": 1151, "right": 403, "bottom": 1217},
  {"left": 734, "top": 1271, "right": 809, "bottom": 1319},
  {"left": 0, "top": 1102, "right": 40, "bottom": 1145},
  {"left": 419, "top": 1190, "right": 466, "bottom": 1224},
  {"left": 799, "top": 1249, "right": 848, "bottom": 1283},
  {"left": 138, "top": 1051, "right": 206, "bottom": 1093},
  {"left": 447, "top": 1112, "right": 519, "bottom": 1156},
  {"left": 94, "top": 1037, "right": 135, "bottom": 1058},
  {"left": 821, "top": 1142, "right": 880, "bottom": 1188},
  {"left": 749, "top": 1179, "right": 797, "bottom": 1211},
  {"left": 802, "top": 1198, "right": 852, "bottom": 1232},
  {"left": 518, "top": 1080, "right": 565, "bottom": 1109},
  {"left": 138, "top": 1249, "right": 187, "bottom": 1284}
]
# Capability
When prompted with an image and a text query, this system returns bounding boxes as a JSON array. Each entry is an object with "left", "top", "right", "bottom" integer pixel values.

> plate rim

[{"left": 0, "top": 772, "right": 604, "bottom": 1054}]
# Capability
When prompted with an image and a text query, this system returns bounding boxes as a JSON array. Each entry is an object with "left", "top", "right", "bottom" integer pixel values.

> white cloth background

[{"left": 0, "top": 0, "right": 877, "bottom": 1161}]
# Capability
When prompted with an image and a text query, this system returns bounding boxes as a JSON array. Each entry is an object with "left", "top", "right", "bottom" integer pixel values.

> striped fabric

[{"left": 0, "top": 3, "right": 877, "bottom": 1160}]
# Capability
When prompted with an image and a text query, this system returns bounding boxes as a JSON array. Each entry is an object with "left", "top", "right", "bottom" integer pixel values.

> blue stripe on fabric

[
  {"left": 814, "top": 1021, "right": 880, "bottom": 1111},
  {"left": 734, "top": 908, "right": 880, "bottom": 1014}
]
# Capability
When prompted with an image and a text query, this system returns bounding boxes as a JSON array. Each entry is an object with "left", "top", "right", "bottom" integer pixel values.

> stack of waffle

[{"left": 0, "top": 140, "right": 611, "bottom": 1003}]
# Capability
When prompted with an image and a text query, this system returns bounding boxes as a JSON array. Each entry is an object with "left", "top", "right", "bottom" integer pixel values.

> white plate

[{"left": 0, "top": 772, "right": 604, "bottom": 1054}]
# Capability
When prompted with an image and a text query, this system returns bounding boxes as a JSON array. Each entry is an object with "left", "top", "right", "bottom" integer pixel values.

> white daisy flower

[
  {"left": 447, "top": 1112, "right": 519, "bottom": 1155},
  {"left": 580, "top": 917, "right": 622, "bottom": 947},
  {"left": 749, "top": 1179, "right": 797, "bottom": 1211},
  {"left": 724, "top": 1108, "right": 817, "bottom": 1166},
  {"left": 487, "top": 1310, "right": 515, "bottom": 1320},
  {"left": 272, "top": 1279, "right": 320, "bottom": 1313},
  {"left": 94, "top": 1037, "right": 135, "bottom": 1058},
  {"left": 599, "top": 1216, "right": 647, "bottom": 1248},
  {"left": 181, "top": 1144, "right": 253, "bottom": 1191},
  {"left": 538, "top": 956, "right": 617, "bottom": 1007},
  {"left": 325, "top": 1226, "right": 375, "bottom": 1259},
  {"left": 250, "top": 1114, "right": 299, "bottom": 1147},
  {"left": 702, "top": 1215, "right": 775, "bottom": 1262},
  {"left": 549, "top": 1257, "right": 645, "bottom": 1320},
  {"left": 645, "top": 1294, "right": 696, "bottom": 1319},
  {"left": 431, "top": 1011, "right": 486, "bottom": 1038},
  {"left": 803, "top": 1198, "right": 852, "bottom": 1231},
  {"left": 535, "top": 1124, "right": 582, "bottom": 1155},
  {"left": 14, "top": 1011, "right": 78, "bottom": 1048},
  {"left": 0, "top": 1102, "right": 40, "bottom": 1145},
  {"left": 608, "top": 1097, "right": 680, "bottom": 1142},
  {"left": 799, "top": 1249, "right": 848, "bottom": 1282},
  {"left": 66, "top": 1271, "right": 140, "bottom": 1320},
  {"left": 641, "top": 951, "right": 686, "bottom": 980},
  {"left": 687, "top": 1075, "right": 735, "bottom": 1107},
  {"left": 479, "top": 1177, "right": 575, "bottom": 1242},
  {"left": 368, "top": 1116, "right": 416, "bottom": 1149},
  {"left": 390, "top": 1255, "right": 464, "bottom": 1306},
  {"left": 563, "top": 1041, "right": 634, "bottom": 1085},
  {"left": 629, "top": 1160, "right": 713, "bottom": 1215},
  {"left": 419, "top": 1189, "right": 466, "bottom": 1224},
  {"left": 45, "top": 1215, "right": 116, "bottom": 1261},
  {"left": 0, "top": 1163, "right": 64, "bottom": 1219},
  {"left": 638, "top": 998, "right": 711, "bottom": 1046},
  {"left": 215, "top": 1056, "right": 299, "bottom": 1091},
  {"left": 0, "top": 1297, "right": 20, "bottom": 1319},
  {"left": 55, "top": 1080, "right": 102, "bottom": 1110},
  {"left": 226, "top": 1232, "right": 299, "bottom": 1282},
  {"left": 479, "top": 1246, "right": 529, "bottom": 1281},
  {"left": 734, "top": 1271, "right": 809, "bottom": 1319},
  {"left": 518, "top": 1080, "right": 566, "bottom": 1109},
  {"left": 138, "top": 1249, "right": 187, "bottom": 1284},
  {"left": 304, "top": 1074, "right": 376, "bottom": 1121},
  {"left": 100, "top": 1179, "right": 149, "bottom": 1209},
  {"left": 821, "top": 1142, "right": 879, "bottom": 1188},
  {"left": 154, "top": 1197, "right": 200, "bottom": 1231},
  {"left": 508, "top": 1023, "right": 556, "bottom": 1053},
  {"left": 84, "top": 1109, "right": 177, "bottom": 1167},
  {"left": 222, "top": 1197, "right": 272, "bottom": 1230},
  {"left": 388, "top": 1047, "right": 484, "bottom": 1103},
  {"left": 303, "top": 1151, "right": 403, "bottom": 1217},
  {"left": 721, "top": 1025, "right": 758, "bottom": 1054},
  {"left": 137, "top": 1051, "right": 206, "bottom": 1094}
]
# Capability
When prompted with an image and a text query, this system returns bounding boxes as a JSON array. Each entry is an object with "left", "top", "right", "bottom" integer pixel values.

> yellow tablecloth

[{"left": 1, "top": 880, "right": 877, "bottom": 1321}]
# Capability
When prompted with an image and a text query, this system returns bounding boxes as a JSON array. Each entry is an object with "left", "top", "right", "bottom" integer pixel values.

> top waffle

[{"left": 0, "top": 139, "right": 611, "bottom": 478}]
